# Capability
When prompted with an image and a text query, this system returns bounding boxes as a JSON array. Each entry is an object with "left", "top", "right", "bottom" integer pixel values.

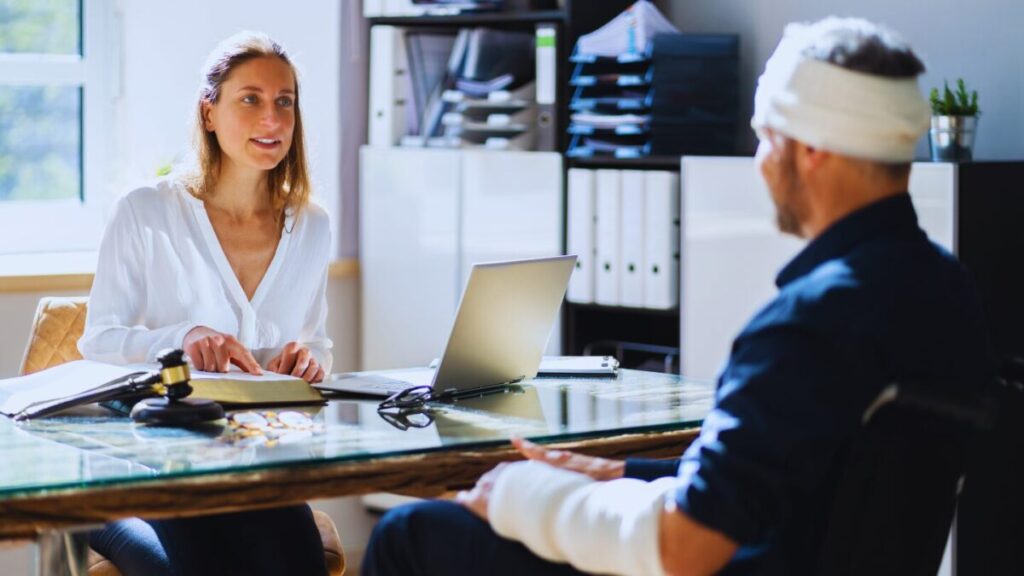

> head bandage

[{"left": 751, "top": 19, "right": 930, "bottom": 163}]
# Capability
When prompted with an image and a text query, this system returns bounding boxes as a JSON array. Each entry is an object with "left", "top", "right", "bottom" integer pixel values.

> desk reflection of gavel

[{"left": 130, "top": 348, "right": 225, "bottom": 426}]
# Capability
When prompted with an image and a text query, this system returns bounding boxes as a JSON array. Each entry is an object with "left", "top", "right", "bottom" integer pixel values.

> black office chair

[
  {"left": 815, "top": 381, "right": 995, "bottom": 576},
  {"left": 956, "top": 359, "right": 1024, "bottom": 575}
]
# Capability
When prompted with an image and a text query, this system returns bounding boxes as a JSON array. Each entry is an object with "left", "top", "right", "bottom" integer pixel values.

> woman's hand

[
  {"left": 182, "top": 326, "right": 263, "bottom": 374},
  {"left": 268, "top": 342, "right": 325, "bottom": 383},
  {"left": 512, "top": 437, "right": 626, "bottom": 481}
]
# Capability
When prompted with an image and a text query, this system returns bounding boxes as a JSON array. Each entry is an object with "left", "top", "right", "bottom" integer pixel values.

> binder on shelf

[
  {"left": 595, "top": 169, "right": 622, "bottom": 306},
  {"left": 643, "top": 170, "right": 679, "bottom": 309},
  {"left": 368, "top": 26, "right": 409, "bottom": 147},
  {"left": 406, "top": 31, "right": 460, "bottom": 137},
  {"left": 567, "top": 168, "right": 596, "bottom": 304},
  {"left": 620, "top": 170, "right": 646, "bottom": 307},
  {"left": 534, "top": 24, "right": 557, "bottom": 151}
]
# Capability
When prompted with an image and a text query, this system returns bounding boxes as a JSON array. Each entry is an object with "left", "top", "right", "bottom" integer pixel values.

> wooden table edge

[{"left": 0, "top": 427, "right": 699, "bottom": 540}]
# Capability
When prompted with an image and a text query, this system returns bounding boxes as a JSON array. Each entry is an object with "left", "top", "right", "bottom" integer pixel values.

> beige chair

[{"left": 21, "top": 297, "right": 346, "bottom": 576}]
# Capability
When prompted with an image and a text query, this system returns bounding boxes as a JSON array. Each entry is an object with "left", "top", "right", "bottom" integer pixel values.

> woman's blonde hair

[{"left": 185, "top": 31, "right": 311, "bottom": 217}]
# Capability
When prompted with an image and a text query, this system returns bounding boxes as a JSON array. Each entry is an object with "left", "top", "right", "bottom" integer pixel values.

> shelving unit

[
  {"left": 558, "top": 23, "right": 741, "bottom": 373},
  {"left": 366, "top": 2, "right": 634, "bottom": 152},
  {"left": 359, "top": 1, "right": 637, "bottom": 370},
  {"left": 359, "top": 2, "right": 742, "bottom": 374}
]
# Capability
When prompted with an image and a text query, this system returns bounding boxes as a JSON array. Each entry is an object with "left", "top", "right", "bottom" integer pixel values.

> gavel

[{"left": 130, "top": 348, "right": 225, "bottom": 426}]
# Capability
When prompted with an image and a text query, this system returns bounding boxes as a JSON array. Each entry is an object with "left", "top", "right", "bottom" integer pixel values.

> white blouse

[{"left": 79, "top": 179, "right": 333, "bottom": 373}]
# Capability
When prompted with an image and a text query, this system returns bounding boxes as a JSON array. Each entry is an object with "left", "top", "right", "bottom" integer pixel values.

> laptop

[{"left": 318, "top": 255, "right": 577, "bottom": 398}]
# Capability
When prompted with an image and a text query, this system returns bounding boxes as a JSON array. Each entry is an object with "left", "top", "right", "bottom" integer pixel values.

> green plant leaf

[
  {"left": 956, "top": 78, "right": 969, "bottom": 108},
  {"left": 932, "top": 78, "right": 979, "bottom": 116}
]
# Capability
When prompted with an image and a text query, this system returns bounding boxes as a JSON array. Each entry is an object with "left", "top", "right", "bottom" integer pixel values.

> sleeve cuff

[
  {"left": 307, "top": 343, "right": 334, "bottom": 375},
  {"left": 166, "top": 322, "right": 199, "bottom": 360},
  {"left": 624, "top": 458, "right": 681, "bottom": 481}
]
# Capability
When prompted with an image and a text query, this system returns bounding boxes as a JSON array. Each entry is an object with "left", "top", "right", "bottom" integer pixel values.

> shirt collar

[{"left": 775, "top": 193, "right": 921, "bottom": 288}]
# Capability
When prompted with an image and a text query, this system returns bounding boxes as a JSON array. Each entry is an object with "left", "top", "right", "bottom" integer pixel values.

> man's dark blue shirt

[{"left": 626, "top": 193, "right": 993, "bottom": 574}]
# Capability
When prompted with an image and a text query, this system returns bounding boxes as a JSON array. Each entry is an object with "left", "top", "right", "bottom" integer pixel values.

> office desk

[{"left": 0, "top": 369, "right": 713, "bottom": 572}]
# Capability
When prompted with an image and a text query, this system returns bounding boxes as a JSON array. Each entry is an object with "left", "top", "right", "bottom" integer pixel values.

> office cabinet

[
  {"left": 360, "top": 147, "right": 562, "bottom": 370},
  {"left": 360, "top": 147, "right": 460, "bottom": 370},
  {"left": 679, "top": 157, "right": 957, "bottom": 381}
]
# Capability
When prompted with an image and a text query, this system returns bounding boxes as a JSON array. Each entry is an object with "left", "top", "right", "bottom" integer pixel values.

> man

[{"left": 362, "top": 17, "right": 993, "bottom": 576}]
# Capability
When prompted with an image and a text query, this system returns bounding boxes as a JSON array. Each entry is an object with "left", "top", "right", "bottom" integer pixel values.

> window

[{"left": 0, "top": 0, "right": 114, "bottom": 255}]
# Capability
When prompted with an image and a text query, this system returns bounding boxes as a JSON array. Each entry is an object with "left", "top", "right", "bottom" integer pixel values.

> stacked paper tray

[{"left": 567, "top": 46, "right": 654, "bottom": 158}]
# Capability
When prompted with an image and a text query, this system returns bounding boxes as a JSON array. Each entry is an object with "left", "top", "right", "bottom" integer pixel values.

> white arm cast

[{"left": 488, "top": 460, "right": 675, "bottom": 576}]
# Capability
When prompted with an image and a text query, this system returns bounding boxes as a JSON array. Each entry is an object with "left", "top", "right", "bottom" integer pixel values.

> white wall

[
  {"left": 110, "top": 0, "right": 344, "bottom": 254},
  {"left": 665, "top": 0, "right": 1024, "bottom": 160}
]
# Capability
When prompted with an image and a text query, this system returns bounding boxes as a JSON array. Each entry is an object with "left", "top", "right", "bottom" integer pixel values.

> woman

[{"left": 79, "top": 31, "right": 331, "bottom": 576}]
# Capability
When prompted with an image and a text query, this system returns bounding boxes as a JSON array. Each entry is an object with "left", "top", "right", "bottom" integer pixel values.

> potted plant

[{"left": 929, "top": 79, "right": 980, "bottom": 161}]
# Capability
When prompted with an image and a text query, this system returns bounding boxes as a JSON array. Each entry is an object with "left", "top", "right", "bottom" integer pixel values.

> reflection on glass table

[{"left": 0, "top": 370, "right": 714, "bottom": 499}]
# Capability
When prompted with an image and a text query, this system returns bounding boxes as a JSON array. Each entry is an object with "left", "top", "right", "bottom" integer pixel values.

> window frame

[{"left": 0, "top": 0, "right": 116, "bottom": 255}]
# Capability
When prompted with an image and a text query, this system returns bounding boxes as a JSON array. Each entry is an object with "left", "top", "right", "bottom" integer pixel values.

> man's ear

[
  {"left": 201, "top": 100, "right": 215, "bottom": 132},
  {"left": 793, "top": 141, "right": 829, "bottom": 176}
]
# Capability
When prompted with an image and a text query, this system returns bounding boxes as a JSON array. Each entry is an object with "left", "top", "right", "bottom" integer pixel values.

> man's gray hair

[{"left": 802, "top": 20, "right": 926, "bottom": 179}]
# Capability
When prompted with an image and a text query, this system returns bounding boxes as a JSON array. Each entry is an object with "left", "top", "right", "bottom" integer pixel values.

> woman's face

[{"left": 202, "top": 56, "right": 296, "bottom": 174}]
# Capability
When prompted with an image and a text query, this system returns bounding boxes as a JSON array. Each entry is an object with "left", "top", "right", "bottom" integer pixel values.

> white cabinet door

[
  {"left": 360, "top": 147, "right": 461, "bottom": 370},
  {"left": 909, "top": 163, "right": 957, "bottom": 252},
  {"left": 460, "top": 150, "right": 564, "bottom": 285},
  {"left": 461, "top": 150, "right": 564, "bottom": 354},
  {"left": 680, "top": 157, "right": 805, "bottom": 382},
  {"left": 679, "top": 157, "right": 955, "bottom": 382}
]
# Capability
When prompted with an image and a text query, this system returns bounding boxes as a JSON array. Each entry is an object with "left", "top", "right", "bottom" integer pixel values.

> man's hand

[
  {"left": 455, "top": 462, "right": 511, "bottom": 521},
  {"left": 512, "top": 437, "right": 626, "bottom": 481},
  {"left": 268, "top": 342, "right": 325, "bottom": 383},
  {"left": 182, "top": 326, "right": 262, "bottom": 374}
]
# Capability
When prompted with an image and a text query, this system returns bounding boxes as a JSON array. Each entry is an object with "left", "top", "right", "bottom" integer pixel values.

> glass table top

[{"left": 0, "top": 370, "right": 714, "bottom": 499}]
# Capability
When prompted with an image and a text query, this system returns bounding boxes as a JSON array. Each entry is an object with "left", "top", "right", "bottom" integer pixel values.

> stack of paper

[
  {"left": 576, "top": 0, "right": 679, "bottom": 58},
  {"left": 455, "top": 73, "right": 515, "bottom": 98},
  {"left": 571, "top": 112, "right": 650, "bottom": 131}
]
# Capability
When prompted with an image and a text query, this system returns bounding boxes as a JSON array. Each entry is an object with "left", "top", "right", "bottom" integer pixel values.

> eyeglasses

[
  {"left": 377, "top": 406, "right": 436, "bottom": 431},
  {"left": 378, "top": 385, "right": 442, "bottom": 410}
]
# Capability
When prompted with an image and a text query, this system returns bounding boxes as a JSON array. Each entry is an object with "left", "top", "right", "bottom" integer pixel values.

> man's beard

[
  {"left": 775, "top": 200, "right": 800, "bottom": 235},
  {"left": 773, "top": 148, "right": 803, "bottom": 236}
]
